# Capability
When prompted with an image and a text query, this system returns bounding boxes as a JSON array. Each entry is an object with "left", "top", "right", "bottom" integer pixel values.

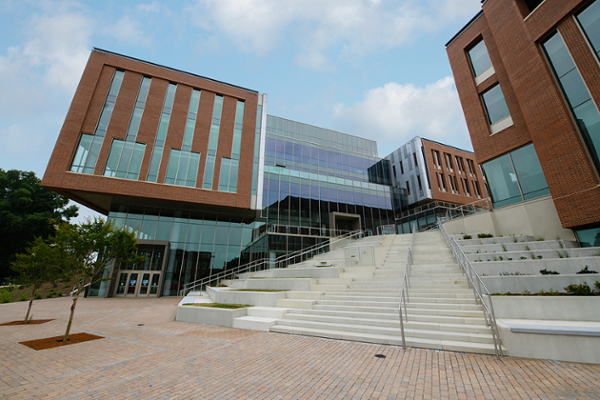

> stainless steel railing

[
  {"left": 398, "top": 223, "right": 417, "bottom": 349},
  {"left": 437, "top": 219, "right": 503, "bottom": 360},
  {"left": 179, "top": 229, "right": 366, "bottom": 296}
]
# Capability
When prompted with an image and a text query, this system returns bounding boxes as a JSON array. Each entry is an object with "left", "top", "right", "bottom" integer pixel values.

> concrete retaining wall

[
  {"left": 482, "top": 274, "right": 599, "bottom": 293},
  {"left": 207, "top": 287, "right": 288, "bottom": 307},
  {"left": 491, "top": 296, "right": 600, "bottom": 321},
  {"left": 176, "top": 305, "right": 248, "bottom": 327}
]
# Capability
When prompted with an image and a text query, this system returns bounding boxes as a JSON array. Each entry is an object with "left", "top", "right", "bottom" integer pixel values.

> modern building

[
  {"left": 446, "top": 0, "right": 600, "bottom": 246},
  {"left": 386, "top": 136, "right": 490, "bottom": 233},
  {"left": 42, "top": 49, "right": 403, "bottom": 298}
]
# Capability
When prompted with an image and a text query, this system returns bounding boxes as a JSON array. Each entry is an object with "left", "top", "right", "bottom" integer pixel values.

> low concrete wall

[
  {"left": 228, "top": 278, "right": 317, "bottom": 291},
  {"left": 242, "top": 267, "right": 340, "bottom": 279},
  {"left": 472, "top": 258, "right": 600, "bottom": 276},
  {"left": 482, "top": 274, "right": 599, "bottom": 293},
  {"left": 207, "top": 287, "right": 288, "bottom": 307},
  {"left": 444, "top": 196, "right": 576, "bottom": 240},
  {"left": 176, "top": 305, "right": 248, "bottom": 327},
  {"left": 491, "top": 296, "right": 600, "bottom": 321}
]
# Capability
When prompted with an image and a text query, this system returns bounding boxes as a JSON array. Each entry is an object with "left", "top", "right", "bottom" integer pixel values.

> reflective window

[
  {"left": 481, "top": 84, "right": 510, "bottom": 125},
  {"left": 203, "top": 95, "right": 224, "bottom": 189},
  {"left": 70, "top": 70, "right": 124, "bottom": 174},
  {"left": 575, "top": 225, "right": 600, "bottom": 247},
  {"left": 577, "top": 0, "right": 600, "bottom": 59},
  {"left": 543, "top": 32, "right": 600, "bottom": 171},
  {"left": 468, "top": 40, "right": 493, "bottom": 77},
  {"left": 482, "top": 143, "right": 549, "bottom": 207},
  {"left": 147, "top": 84, "right": 177, "bottom": 182},
  {"left": 165, "top": 149, "right": 200, "bottom": 187}
]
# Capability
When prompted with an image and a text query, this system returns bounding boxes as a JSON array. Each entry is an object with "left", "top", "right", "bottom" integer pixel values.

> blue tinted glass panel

[
  {"left": 468, "top": 40, "right": 493, "bottom": 77},
  {"left": 577, "top": 1, "right": 600, "bottom": 58},
  {"left": 482, "top": 85, "right": 510, "bottom": 125},
  {"left": 511, "top": 144, "right": 550, "bottom": 200}
]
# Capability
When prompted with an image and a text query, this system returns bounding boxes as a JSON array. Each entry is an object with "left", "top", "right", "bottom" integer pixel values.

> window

[
  {"left": 448, "top": 175, "right": 456, "bottom": 193},
  {"left": 147, "top": 83, "right": 177, "bottom": 182},
  {"left": 543, "top": 31, "right": 600, "bottom": 171},
  {"left": 467, "top": 40, "right": 494, "bottom": 84},
  {"left": 474, "top": 181, "right": 482, "bottom": 197},
  {"left": 455, "top": 156, "right": 465, "bottom": 174},
  {"left": 406, "top": 181, "right": 411, "bottom": 195},
  {"left": 522, "top": 0, "right": 544, "bottom": 13},
  {"left": 482, "top": 143, "right": 550, "bottom": 208},
  {"left": 203, "top": 95, "right": 224, "bottom": 189},
  {"left": 439, "top": 173, "right": 447, "bottom": 191},
  {"left": 400, "top": 160, "right": 404, "bottom": 174},
  {"left": 467, "top": 159, "right": 475, "bottom": 175},
  {"left": 218, "top": 100, "right": 245, "bottom": 192},
  {"left": 577, "top": 0, "right": 600, "bottom": 60},
  {"left": 445, "top": 153, "right": 454, "bottom": 171},
  {"left": 481, "top": 84, "right": 510, "bottom": 125},
  {"left": 392, "top": 165, "right": 397, "bottom": 179},
  {"left": 417, "top": 175, "right": 423, "bottom": 192},
  {"left": 413, "top": 152, "right": 418, "bottom": 167},
  {"left": 165, "top": 149, "right": 200, "bottom": 187},
  {"left": 463, "top": 178, "right": 471, "bottom": 196},
  {"left": 432, "top": 150, "right": 441, "bottom": 168}
]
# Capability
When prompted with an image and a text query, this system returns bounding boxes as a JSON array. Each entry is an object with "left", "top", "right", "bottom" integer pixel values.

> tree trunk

[
  {"left": 24, "top": 285, "right": 38, "bottom": 323},
  {"left": 63, "top": 292, "right": 79, "bottom": 342}
]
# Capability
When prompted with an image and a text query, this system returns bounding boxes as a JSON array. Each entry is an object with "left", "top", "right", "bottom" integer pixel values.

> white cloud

[
  {"left": 102, "top": 15, "right": 153, "bottom": 48},
  {"left": 333, "top": 77, "right": 471, "bottom": 156},
  {"left": 188, "top": 0, "right": 481, "bottom": 68}
]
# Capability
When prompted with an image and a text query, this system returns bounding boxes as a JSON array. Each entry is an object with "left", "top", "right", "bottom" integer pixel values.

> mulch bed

[
  {"left": 19, "top": 333, "right": 104, "bottom": 351},
  {"left": 0, "top": 319, "right": 54, "bottom": 326}
]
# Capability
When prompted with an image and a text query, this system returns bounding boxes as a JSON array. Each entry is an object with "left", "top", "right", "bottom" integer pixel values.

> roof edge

[
  {"left": 445, "top": 10, "right": 484, "bottom": 48},
  {"left": 92, "top": 47, "right": 259, "bottom": 95}
]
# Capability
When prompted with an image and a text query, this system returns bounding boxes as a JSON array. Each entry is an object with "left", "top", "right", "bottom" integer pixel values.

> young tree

[
  {"left": 0, "top": 169, "right": 78, "bottom": 284},
  {"left": 51, "top": 218, "right": 140, "bottom": 342},
  {"left": 11, "top": 237, "right": 60, "bottom": 323}
]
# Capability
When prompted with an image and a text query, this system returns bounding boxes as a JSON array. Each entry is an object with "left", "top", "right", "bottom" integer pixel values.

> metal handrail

[
  {"left": 179, "top": 229, "right": 366, "bottom": 295},
  {"left": 398, "top": 223, "right": 417, "bottom": 349},
  {"left": 437, "top": 219, "right": 503, "bottom": 360}
]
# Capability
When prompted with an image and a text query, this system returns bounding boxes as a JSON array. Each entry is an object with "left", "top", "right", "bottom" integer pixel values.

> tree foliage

[
  {"left": 48, "top": 218, "right": 140, "bottom": 341},
  {"left": 11, "top": 236, "right": 60, "bottom": 322},
  {"left": 0, "top": 169, "right": 78, "bottom": 283}
]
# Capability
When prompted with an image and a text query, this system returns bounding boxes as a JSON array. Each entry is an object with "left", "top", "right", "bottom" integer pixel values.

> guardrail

[
  {"left": 179, "top": 229, "right": 366, "bottom": 296},
  {"left": 437, "top": 219, "right": 503, "bottom": 360},
  {"left": 398, "top": 223, "right": 417, "bottom": 349}
]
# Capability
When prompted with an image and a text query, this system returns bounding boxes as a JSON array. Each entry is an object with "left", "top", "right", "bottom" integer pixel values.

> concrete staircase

[{"left": 268, "top": 231, "right": 502, "bottom": 355}]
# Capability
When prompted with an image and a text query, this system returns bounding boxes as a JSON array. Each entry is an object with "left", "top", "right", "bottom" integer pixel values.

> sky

[{"left": 0, "top": 0, "right": 483, "bottom": 221}]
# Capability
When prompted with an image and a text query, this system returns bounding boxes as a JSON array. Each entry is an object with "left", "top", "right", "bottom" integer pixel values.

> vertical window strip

[
  {"left": 71, "top": 70, "right": 124, "bottom": 174},
  {"left": 147, "top": 84, "right": 177, "bottom": 182},
  {"left": 104, "top": 77, "right": 151, "bottom": 179},
  {"left": 251, "top": 104, "right": 262, "bottom": 196},
  {"left": 203, "top": 95, "right": 224, "bottom": 189},
  {"left": 182, "top": 89, "right": 201, "bottom": 151},
  {"left": 543, "top": 32, "right": 600, "bottom": 171},
  {"left": 576, "top": 0, "right": 600, "bottom": 59},
  {"left": 218, "top": 100, "right": 245, "bottom": 192}
]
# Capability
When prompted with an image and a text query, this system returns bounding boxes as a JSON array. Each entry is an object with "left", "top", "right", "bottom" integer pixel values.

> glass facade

[
  {"left": 543, "top": 31, "right": 600, "bottom": 171},
  {"left": 575, "top": 225, "right": 600, "bottom": 247},
  {"left": 203, "top": 95, "right": 224, "bottom": 189},
  {"left": 482, "top": 143, "right": 549, "bottom": 207},
  {"left": 147, "top": 84, "right": 177, "bottom": 182},
  {"left": 468, "top": 40, "right": 493, "bottom": 77},
  {"left": 578, "top": 0, "right": 600, "bottom": 60},
  {"left": 70, "top": 70, "right": 125, "bottom": 174},
  {"left": 481, "top": 84, "right": 510, "bottom": 125}
]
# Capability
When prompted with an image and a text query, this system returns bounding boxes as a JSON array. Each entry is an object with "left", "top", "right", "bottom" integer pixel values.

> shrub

[
  {"left": 577, "top": 266, "right": 598, "bottom": 274},
  {"left": 595, "top": 281, "right": 600, "bottom": 292},
  {"left": 564, "top": 283, "right": 592, "bottom": 295},
  {"left": 478, "top": 233, "right": 494, "bottom": 238},
  {"left": 522, "top": 290, "right": 531, "bottom": 295},
  {"left": 0, "top": 292, "right": 11, "bottom": 303},
  {"left": 462, "top": 234, "right": 472, "bottom": 240},
  {"left": 540, "top": 269, "right": 559, "bottom": 275},
  {"left": 34, "top": 293, "right": 42, "bottom": 300},
  {"left": 18, "top": 295, "right": 28, "bottom": 301}
]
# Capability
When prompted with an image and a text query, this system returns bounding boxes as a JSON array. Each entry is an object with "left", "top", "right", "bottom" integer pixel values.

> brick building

[
  {"left": 386, "top": 137, "right": 490, "bottom": 233},
  {"left": 446, "top": 0, "right": 600, "bottom": 246},
  {"left": 42, "top": 49, "right": 402, "bottom": 297}
]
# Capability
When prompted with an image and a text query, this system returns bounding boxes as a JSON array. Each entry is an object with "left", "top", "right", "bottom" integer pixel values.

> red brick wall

[
  {"left": 447, "top": 0, "right": 600, "bottom": 228},
  {"left": 422, "top": 140, "right": 489, "bottom": 205},
  {"left": 42, "top": 50, "right": 259, "bottom": 213}
]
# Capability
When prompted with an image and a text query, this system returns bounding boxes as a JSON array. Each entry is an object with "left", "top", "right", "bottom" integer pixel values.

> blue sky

[{"left": 0, "top": 0, "right": 482, "bottom": 220}]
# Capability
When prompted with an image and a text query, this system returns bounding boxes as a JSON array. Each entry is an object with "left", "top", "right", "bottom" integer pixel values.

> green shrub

[
  {"left": 478, "top": 233, "right": 494, "bottom": 238},
  {"left": 595, "top": 281, "right": 600, "bottom": 292},
  {"left": 34, "top": 293, "right": 42, "bottom": 300},
  {"left": 462, "top": 234, "right": 472, "bottom": 240},
  {"left": 549, "top": 289, "right": 559, "bottom": 296},
  {"left": 18, "top": 295, "right": 28, "bottom": 301},
  {"left": 0, "top": 292, "right": 11, "bottom": 303},
  {"left": 577, "top": 266, "right": 598, "bottom": 274},
  {"left": 522, "top": 290, "right": 531, "bottom": 295},
  {"left": 564, "top": 283, "right": 592, "bottom": 295},
  {"left": 540, "top": 269, "right": 559, "bottom": 275}
]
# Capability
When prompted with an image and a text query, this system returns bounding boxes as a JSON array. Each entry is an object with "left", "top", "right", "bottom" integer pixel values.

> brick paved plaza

[{"left": 1, "top": 297, "right": 600, "bottom": 399}]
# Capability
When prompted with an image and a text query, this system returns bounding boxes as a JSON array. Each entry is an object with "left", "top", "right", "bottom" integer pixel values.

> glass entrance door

[{"left": 115, "top": 271, "right": 161, "bottom": 297}]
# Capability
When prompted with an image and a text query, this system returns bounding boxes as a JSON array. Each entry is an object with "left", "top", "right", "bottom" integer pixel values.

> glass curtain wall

[
  {"left": 482, "top": 143, "right": 549, "bottom": 207},
  {"left": 108, "top": 205, "right": 254, "bottom": 296}
]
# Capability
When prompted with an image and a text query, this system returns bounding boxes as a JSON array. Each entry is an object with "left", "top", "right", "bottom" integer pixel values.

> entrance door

[{"left": 115, "top": 271, "right": 161, "bottom": 297}]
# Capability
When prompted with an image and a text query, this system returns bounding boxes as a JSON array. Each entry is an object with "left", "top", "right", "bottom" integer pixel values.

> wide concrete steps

[{"left": 270, "top": 324, "right": 500, "bottom": 354}]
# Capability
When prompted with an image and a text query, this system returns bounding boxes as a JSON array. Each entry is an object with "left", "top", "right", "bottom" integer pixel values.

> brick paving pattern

[{"left": 1, "top": 297, "right": 599, "bottom": 399}]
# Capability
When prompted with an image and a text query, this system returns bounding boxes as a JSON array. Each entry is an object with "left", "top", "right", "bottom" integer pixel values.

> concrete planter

[
  {"left": 176, "top": 305, "right": 248, "bottom": 327},
  {"left": 207, "top": 287, "right": 288, "bottom": 307},
  {"left": 491, "top": 296, "right": 600, "bottom": 321},
  {"left": 482, "top": 274, "right": 600, "bottom": 293}
]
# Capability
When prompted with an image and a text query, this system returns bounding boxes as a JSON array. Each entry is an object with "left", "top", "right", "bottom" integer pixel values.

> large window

[
  {"left": 482, "top": 143, "right": 550, "bottom": 208},
  {"left": 468, "top": 40, "right": 493, "bottom": 81},
  {"left": 577, "top": 0, "right": 600, "bottom": 60},
  {"left": 481, "top": 84, "right": 510, "bottom": 125},
  {"left": 543, "top": 31, "right": 600, "bottom": 171}
]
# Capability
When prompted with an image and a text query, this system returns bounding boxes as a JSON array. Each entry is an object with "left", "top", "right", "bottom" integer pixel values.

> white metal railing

[
  {"left": 344, "top": 245, "right": 375, "bottom": 267},
  {"left": 437, "top": 218, "right": 503, "bottom": 360},
  {"left": 398, "top": 223, "right": 417, "bottom": 349},
  {"left": 179, "top": 229, "right": 366, "bottom": 296},
  {"left": 377, "top": 224, "right": 396, "bottom": 236}
]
